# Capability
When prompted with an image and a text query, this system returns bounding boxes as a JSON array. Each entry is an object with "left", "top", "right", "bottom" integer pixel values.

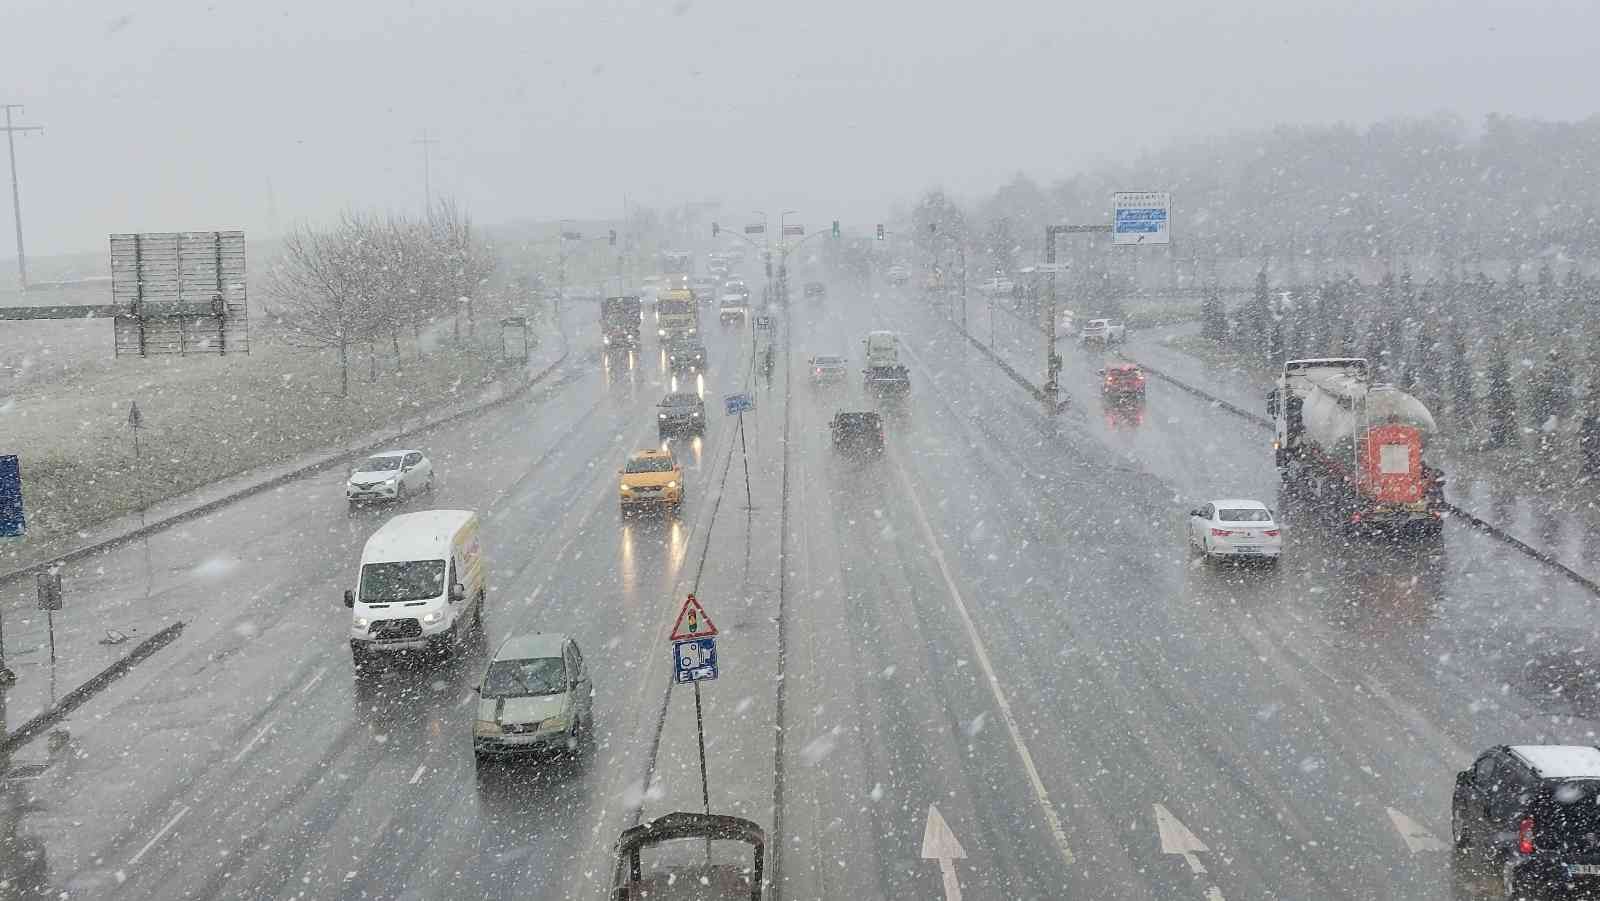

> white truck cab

[
  {"left": 344, "top": 509, "right": 485, "bottom": 667},
  {"left": 864, "top": 330, "right": 900, "bottom": 368}
]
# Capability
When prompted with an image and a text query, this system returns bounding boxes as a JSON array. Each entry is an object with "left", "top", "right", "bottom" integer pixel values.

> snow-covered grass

[{"left": 1, "top": 320, "right": 509, "bottom": 547}]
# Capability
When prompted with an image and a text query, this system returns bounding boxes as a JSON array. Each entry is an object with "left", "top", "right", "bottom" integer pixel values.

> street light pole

[{"left": 2, "top": 105, "right": 43, "bottom": 291}]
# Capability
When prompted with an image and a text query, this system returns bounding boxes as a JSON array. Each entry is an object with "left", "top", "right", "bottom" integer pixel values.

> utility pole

[
  {"left": 413, "top": 130, "right": 438, "bottom": 211},
  {"left": 2, "top": 105, "right": 43, "bottom": 292},
  {"left": 1043, "top": 224, "right": 1113, "bottom": 414}
]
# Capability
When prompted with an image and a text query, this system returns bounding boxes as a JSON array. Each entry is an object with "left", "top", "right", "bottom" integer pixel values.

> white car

[
  {"left": 347, "top": 450, "right": 434, "bottom": 507},
  {"left": 1186, "top": 499, "right": 1282, "bottom": 563}
]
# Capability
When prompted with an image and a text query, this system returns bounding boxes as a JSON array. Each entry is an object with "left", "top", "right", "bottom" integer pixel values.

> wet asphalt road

[{"left": 3, "top": 275, "right": 1599, "bottom": 900}]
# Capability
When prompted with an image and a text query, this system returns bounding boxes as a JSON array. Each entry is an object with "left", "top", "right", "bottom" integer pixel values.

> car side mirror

[
  {"left": 450, "top": 583, "right": 466, "bottom": 602},
  {"left": 471, "top": 685, "right": 481, "bottom": 695},
  {"left": 343, "top": 589, "right": 355, "bottom": 608}
]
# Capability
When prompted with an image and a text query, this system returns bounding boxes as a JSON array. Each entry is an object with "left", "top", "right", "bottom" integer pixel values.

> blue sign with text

[
  {"left": 673, "top": 637, "right": 719, "bottom": 683},
  {"left": 724, "top": 393, "right": 755, "bottom": 416}
]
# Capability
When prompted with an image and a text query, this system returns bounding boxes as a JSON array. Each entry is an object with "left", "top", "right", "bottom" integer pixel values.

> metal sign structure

[
  {"left": 36, "top": 570, "right": 62, "bottom": 611},
  {"left": 724, "top": 393, "right": 755, "bottom": 417},
  {"left": 110, "top": 231, "right": 249, "bottom": 355},
  {"left": 0, "top": 455, "right": 23, "bottom": 538},
  {"left": 753, "top": 314, "right": 773, "bottom": 331},
  {"left": 673, "top": 637, "right": 719, "bottom": 684},
  {"left": 781, "top": 224, "right": 805, "bottom": 237},
  {"left": 1112, "top": 192, "right": 1171, "bottom": 246}
]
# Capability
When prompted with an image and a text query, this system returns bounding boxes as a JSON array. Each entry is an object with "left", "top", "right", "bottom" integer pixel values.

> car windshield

[
  {"left": 662, "top": 394, "right": 699, "bottom": 407},
  {"left": 482, "top": 656, "right": 567, "bottom": 698},
  {"left": 814, "top": 356, "right": 845, "bottom": 365},
  {"left": 359, "top": 560, "right": 446, "bottom": 603},
  {"left": 658, "top": 301, "right": 692, "bottom": 315},
  {"left": 1219, "top": 509, "right": 1272, "bottom": 522},
  {"left": 355, "top": 457, "right": 403, "bottom": 473},
  {"left": 626, "top": 456, "right": 676, "bottom": 473}
]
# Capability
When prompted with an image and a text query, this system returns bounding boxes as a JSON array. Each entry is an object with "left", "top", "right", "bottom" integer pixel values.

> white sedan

[
  {"left": 1187, "top": 498, "right": 1282, "bottom": 563},
  {"left": 346, "top": 450, "right": 435, "bottom": 508}
]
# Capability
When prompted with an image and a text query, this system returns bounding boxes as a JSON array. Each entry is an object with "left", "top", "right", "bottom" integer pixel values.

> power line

[{"left": 2, "top": 105, "right": 43, "bottom": 291}]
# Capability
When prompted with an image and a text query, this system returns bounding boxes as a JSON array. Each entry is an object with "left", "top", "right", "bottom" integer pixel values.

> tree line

[
  {"left": 266, "top": 199, "right": 497, "bottom": 396},
  {"left": 1200, "top": 261, "right": 1600, "bottom": 472}
]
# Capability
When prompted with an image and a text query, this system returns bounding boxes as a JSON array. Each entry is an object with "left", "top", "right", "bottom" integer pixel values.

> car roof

[
  {"left": 1107, "top": 363, "right": 1141, "bottom": 372},
  {"left": 1209, "top": 499, "right": 1269, "bottom": 510},
  {"left": 631, "top": 448, "right": 675, "bottom": 461},
  {"left": 1510, "top": 745, "right": 1600, "bottom": 779},
  {"left": 835, "top": 410, "right": 881, "bottom": 421},
  {"left": 368, "top": 449, "right": 421, "bottom": 458},
  {"left": 492, "top": 632, "right": 569, "bottom": 661},
  {"left": 661, "top": 392, "right": 701, "bottom": 404},
  {"left": 813, "top": 354, "right": 846, "bottom": 361}
]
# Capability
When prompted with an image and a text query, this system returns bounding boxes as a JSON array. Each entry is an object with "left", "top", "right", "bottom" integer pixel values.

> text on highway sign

[
  {"left": 724, "top": 393, "right": 755, "bottom": 416},
  {"left": 1112, "top": 192, "right": 1171, "bottom": 246}
]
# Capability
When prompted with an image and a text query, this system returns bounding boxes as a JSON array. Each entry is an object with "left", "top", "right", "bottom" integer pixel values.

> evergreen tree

[
  {"left": 1448, "top": 319, "right": 1475, "bottom": 428},
  {"left": 1484, "top": 344, "right": 1520, "bottom": 449},
  {"left": 1528, "top": 340, "right": 1574, "bottom": 426},
  {"left": 1200, "top": 284, "right": 1227, "bottom": 341},
  {"left": 1245, "top": 267, "right": 1273, "bottom": 360}
]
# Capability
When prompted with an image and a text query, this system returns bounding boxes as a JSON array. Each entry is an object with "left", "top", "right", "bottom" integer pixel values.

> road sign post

[
  {"left": 37, "top": 568, "right": 61, "bottom": 664},
  {"left": 669, "top": 595, "right": 721, "bottom": 817},
  {"left": 724, "top": 394, "right": 756, "bottom": 509}
]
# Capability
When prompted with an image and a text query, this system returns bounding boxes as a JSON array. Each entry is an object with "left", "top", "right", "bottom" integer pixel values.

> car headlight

[
  {"left": 658, "top": 412, "right": 667, "bottom": 419},
  {"left": 474, "top": 719, "right": 502, "bottom": 737},
  {"left": 539, "top": 714, "right": 571, "bottom": 733},
  {"left": 693, "top": 411, "right": 701, "bottom": 417},
  {"left": 353, "top": 616, "right": 369, "bottom": 630},
  {"left": 620, "top": 481, "right": 632, "bottom": 492},
  {"left": 658, "top": 328, "right": 666, "bottom": 336},
  {"left": 666, "top": 480, "right": 677, "bottom": 488},
  {"left": 603, "top": 336, "right": 611, "bottom": 345},
  {"left": 421, "top": 611, "right": 442, "bottom": 625}
]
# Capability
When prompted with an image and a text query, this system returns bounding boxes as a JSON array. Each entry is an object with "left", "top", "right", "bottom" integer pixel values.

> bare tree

[{"left": 266, "top": 221, "right": 376, "bottom": 397}]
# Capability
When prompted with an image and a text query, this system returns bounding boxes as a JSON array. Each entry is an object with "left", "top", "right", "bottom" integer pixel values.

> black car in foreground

[
  {"left": 830, "top": 411, "right": 884, "bottom": 456},
  {"left": 1453, "top": 744, "right": 1600, "bottom": 899},
  {"left": 657, "top": 392, "right": 706, "bottom": 437}
]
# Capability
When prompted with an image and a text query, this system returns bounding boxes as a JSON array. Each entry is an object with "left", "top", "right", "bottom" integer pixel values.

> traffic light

[
  {"left": 831, "top": 220, "right": 840, "bottom": 238},
  {"left": 608, "top": 229, "right": 617, "bottom": 246},
  {"left": 712, "top": 222, "right": 720, "bottom": 237},
  {"left": 876, "top": 224, "right": 885, "bottom": 241}
]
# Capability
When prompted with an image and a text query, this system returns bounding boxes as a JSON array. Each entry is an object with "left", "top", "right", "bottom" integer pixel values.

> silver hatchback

[{"left": 473, "top": 633, "right": 593, "bottom": 765}]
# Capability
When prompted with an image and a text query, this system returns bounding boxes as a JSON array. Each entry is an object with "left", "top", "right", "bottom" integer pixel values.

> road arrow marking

[
  {"left": 922, "top": 804, "right": 968, "bottom": 901},
  {"left": 1155, "top": 804, "right": 1227, "bottom": 900},
  {"left": 1386, "top": 807, "right": 1449, "bottom": 853}
]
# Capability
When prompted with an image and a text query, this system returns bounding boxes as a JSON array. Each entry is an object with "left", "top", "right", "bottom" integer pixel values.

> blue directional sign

[
  {"left": 724, "top": 393, "right": 755, "bottom": 416},
  {"left": 0, "top": 455, "right": 24, "bottom": 538},
  {"left": 673, "top": 637, "right": 719, "bottom": 683},
  {"left": 1112, "top": 192, "right": 1171, "bottom": 246}
]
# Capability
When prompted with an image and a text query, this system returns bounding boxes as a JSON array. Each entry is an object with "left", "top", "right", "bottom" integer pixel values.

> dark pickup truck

[{"left": 863, "top": 364, "right": 910, "bottom": 399}]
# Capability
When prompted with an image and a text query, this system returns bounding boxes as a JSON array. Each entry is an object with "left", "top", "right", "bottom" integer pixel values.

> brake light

[
  {"left": 1518, "top": 816, "right": 1535, "bottom": 854},
  {"left": 1263, "top": 529, "right": 1280, "bottom": 537},
  {"left": 1350, "top": 512, "right": 1362, "bottom": 523},
  {"left": 816, "top": 368, "right": 822, "bottom": 375},
  {"left": 1210, "top": 528, "right": 1232, "bottom": 537}
]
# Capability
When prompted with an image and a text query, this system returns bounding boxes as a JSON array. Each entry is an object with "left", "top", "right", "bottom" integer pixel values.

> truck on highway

[
  {"left": 1267, "top": 357, "right": 1444, "bottom": 535},
  {"left": 863, "top": 330, "right": 899, "bottom": 368},
  {"left": 344, "top": 509, "right": 486, "bottom": 668},
  {"left": 656, "top": 288, "right": 699, "bottom": 340},
  {"left": 601, "top": 295, "right": 642, "bottom": 349}
]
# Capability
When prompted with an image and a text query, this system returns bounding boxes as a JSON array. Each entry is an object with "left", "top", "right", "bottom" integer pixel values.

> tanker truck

[{"left": 1266, "top": 357, "right": 1444, "bottom": 536}]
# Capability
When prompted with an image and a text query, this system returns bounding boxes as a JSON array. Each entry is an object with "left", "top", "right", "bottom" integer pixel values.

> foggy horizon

[{"left": 4, "top": 0, "right": 1599, "bottom": 262}]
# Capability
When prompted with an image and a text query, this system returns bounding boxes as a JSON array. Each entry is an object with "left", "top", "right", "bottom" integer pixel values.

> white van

[
  {"left": 344, "top": 509, "right": 485, "bottom": 667},
  {"left": 864, "top": 330, "right": 900, "bottom": 368}
]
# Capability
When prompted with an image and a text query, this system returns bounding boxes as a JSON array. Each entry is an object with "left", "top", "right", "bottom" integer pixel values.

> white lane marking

[
  {"left": 408, "top": 764, "right": 427, "bottom": 785},
  {"left": 127, "top": 805, "right": 190, "bottom": 866},
  {"left": 1386, "top": 807, "right": 1449, "bottom": 854},
  {"left": 921, "top": 804, "right": 968, "bottom": 901},
  {"left": 527, "top": 585, "right": 544, "bottom": 606},
  {"left": 459, "top": 691, "right": 475, "bottom": 707},
  {"left": 894, "top": 461, "right": 1075, "bottom": 867},
  {"left": 1154, "top": 804, "right": 1227, "bottom": 900},
  {"left": 299, "top": 666, "right": 327, "bottom": 696},
  {"left": 231, "top": 718, "right": 277, "bottom": 764}
]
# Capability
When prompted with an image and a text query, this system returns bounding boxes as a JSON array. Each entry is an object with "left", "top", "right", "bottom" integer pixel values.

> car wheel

[
  {"left": 1200, "top": 540, "right": 1214, "bottom": 563},
  {"left": 426, "top": 475, "right": 435, "bottom": 494},
  {"left": 396, "top": 483, "right": 407, "bottom": 503}
]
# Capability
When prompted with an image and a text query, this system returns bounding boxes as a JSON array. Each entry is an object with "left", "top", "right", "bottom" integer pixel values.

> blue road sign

[
  {"left": 673, "top": 637, "right": 719, "bottom": 683},
  {"left": 0, "top": 455, "right": 24, "bottom": 538},
  {"left": 1112, "top": 192, "right": 1171, "bottom": 246},
  {"left": 724, "top": 393, "right": 755, "bottom": 416}
]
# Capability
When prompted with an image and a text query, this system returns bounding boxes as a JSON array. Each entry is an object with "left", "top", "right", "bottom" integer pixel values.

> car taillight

[
  {"left": 1518, "top": 817, "right": 1535, "bottom": 854},
  {"left": 1263, "top": 529, "right": 1280, "bottom": 537},
  {"left": 1350, "top": 512, "right": 1362, "bottom": 523},
  {"left": 1210, "top": 528, "right": 1232, "bottom": 537}
]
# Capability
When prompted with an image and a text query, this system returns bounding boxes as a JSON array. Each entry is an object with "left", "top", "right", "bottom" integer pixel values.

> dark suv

[
  {"left": 657, "top": 392, "right": 705, "bottom": 437},
  {"left": 830, "top": 411, "right": 884, "bottom": 455},
  {"left": 1453, "top": 744, "right": 1600, "bottom": 898}
]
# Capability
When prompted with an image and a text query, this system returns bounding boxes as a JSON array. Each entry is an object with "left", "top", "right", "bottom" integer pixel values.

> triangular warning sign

[{"left": 669, "top": 593, "right": 719, "bottom": 641}]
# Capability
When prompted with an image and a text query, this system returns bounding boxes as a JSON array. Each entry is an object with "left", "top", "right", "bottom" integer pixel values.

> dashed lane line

[{"left": 127, "top": 805, "right": 190, "bottom": 867}]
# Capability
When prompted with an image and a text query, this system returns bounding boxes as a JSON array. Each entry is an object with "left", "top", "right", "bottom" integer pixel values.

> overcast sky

[{"left": 3, "top": 0, "right": 1598, "bottom": 260}]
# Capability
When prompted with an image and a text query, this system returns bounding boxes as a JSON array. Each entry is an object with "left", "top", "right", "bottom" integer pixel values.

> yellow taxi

[{"left": 619, "top": 448, "right": 683, "bottom": 513}]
